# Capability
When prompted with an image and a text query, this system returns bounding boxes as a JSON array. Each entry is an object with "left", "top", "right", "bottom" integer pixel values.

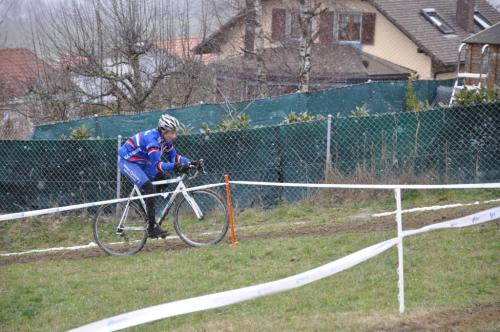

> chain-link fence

[{"left": 0, "top": 101, "right": 499, "bottom": 214}]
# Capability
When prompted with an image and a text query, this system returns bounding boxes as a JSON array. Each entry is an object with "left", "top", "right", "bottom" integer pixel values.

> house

[
  {"left": 0, "top": 48, "right": 55, "bottom": 139},
  {"left": 461, "top": 21, "right": 500, "bottom": 89},
  {"left": 194, "top": 0, "right": 500, "bottom": 100},
  {"left": 154, "top": 37, "right": 218, "bottom": 64}
]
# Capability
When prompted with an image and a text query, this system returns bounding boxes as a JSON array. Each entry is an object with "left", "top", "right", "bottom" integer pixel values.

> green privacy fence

[
  {"left": 32, "top": 80, "right": 453, "bottom": 140},
  {"left": 1, "top": 101, "right": 498, "bottom": 213}
]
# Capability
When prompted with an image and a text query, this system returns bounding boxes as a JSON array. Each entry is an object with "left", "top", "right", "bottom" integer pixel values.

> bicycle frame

[{"left": 116, "top": 174, "right": 204, "bottom": 232}]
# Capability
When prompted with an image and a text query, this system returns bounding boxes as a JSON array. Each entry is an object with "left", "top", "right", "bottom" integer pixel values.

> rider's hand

[
  {"left": 190, "top": 159, "right": 204, "bottom": 171},
  {"left": 173, "top": 163, "right": 190, "bottom": 174},
  {"left": 189, "top": 160, "right": 200, "bottom": 168}
]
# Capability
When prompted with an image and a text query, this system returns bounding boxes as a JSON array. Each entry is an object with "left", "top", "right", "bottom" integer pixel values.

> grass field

[{"left": 0, "top": 189, "right": 499, "bottom": 331}]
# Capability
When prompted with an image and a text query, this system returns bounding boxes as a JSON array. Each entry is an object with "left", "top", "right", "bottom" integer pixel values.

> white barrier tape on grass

[
  {"left": 402, "top": 206, "right": 499, "bottom": 237},
  {"left": 69, "top": 238, "right": 398, "bottom": 332},
  {"left": 0, "top": 243, "right": 99, "bottom": 256},
  {"left": 70, "top": 206, "right": 500, "bottom": 332},
  {"left": 0, "top": 183, "right": 225, "bottom": 222},
  {"left": 229, "top": 180, "right": 500, "bottom": 190},
  {"left": 0, "top": 235, "right": 183, "bottom": 257},
  {"left": 372, "top": 198, "right": 500, "bottom": 217}
]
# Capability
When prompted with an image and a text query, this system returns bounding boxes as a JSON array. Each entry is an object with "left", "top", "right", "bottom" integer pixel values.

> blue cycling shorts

[{"left": 118, "top": 158, "right": 159, "bottom": 188}]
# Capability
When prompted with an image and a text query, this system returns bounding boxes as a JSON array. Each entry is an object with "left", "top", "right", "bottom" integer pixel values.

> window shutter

[
  {"left": 271, "top": 8, "right": 286, "bottom": 41},
  {"left": 244, "top": 16, "right": 255, "bottom": 53},
  {"left": 361, "top": 12, "right": 376, "bottom": 45},
  {"left": 319, "top": 11, "right": 335, "bottom": 43}
]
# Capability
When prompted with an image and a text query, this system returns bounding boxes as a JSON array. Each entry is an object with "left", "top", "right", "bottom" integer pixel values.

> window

[
  {"left": 290, "top": 10, "right": 301, "bottom": 39},
  {"left": 271, "top": 8, "right": 286, "bottom": 41},
  {"left": 338, "top": 13, "right": 362, "bottom": 42},
  {"left": 421, "top": 8, "right": 455, "bottom": 34},
  {"left": 474, "top": 11, "right": 491, "bottom": 29}
]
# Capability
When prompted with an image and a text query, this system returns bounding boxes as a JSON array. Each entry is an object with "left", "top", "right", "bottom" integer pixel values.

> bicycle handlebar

[{"left": 185, "top": 159, "right": 207, "bottom": 180}]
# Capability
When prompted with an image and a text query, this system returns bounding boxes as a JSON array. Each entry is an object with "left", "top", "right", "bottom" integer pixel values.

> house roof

[
  {"left": 195, "top": 0, "right": 500, "bottom": 67},
  {"left": 463, "top": 21, "right": 500, "bottom": 44},
  {"left": 154, "top": 37, "right": 218, "bottom": 64},
  {"left": 56, "top": 37, "right": 218, "bottom": 70},
  {"left": 0, "top": 48, "right": 53, "bottom": 97},
  {"left": 367, "top": 0, "right": 500, "bottom": 66},
  {"left": 193, "top": 11, "right": 247, "bottom": 54},
  {"left": 212, "top": 44, "right": 412, "bottom": 84}
]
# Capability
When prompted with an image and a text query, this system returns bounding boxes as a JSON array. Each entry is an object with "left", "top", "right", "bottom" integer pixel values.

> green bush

[
  {"left": 69, "top": 125, "right": 92, "bottom": 140},
  {"left": 200, "top": 111, "right": 251, "bottom": 133},
  {"left": 217, "top": 112, "right": 251, "bottom": 132},
  {"left": 453, "top": 87, "right": 499, "bottom": 106},
  {"left": 282, "top": 111, "right": 323, "bottom": 124},
  {"left": 404, "top": 74, "right": 432, "bottom": 112},
  {"left": 351, "top": 104, "right": 370, "bottom": 117},
  {"left": 178, "top": 123, "right": 193, "bottom": 135}
]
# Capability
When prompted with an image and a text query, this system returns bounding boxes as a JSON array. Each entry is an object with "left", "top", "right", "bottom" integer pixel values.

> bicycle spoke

[
  {"left": 174, "top": 190, "right": 229, "bottom": 247},
  {"left": 93, "top": 202, "right": 148, "bottom": 256}
]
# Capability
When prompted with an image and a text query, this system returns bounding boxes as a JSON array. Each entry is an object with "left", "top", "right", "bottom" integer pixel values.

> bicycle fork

[{"left": 178, "top": 182, "right": 204, "bottom": 220}]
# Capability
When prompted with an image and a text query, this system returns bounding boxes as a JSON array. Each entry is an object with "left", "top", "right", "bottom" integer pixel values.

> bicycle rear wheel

[
  {"left": 173, "top": 189, "right": 229, "bottom": 247},
  {"left": 93, "top": 202, "right": 148, "bottom": 256}
]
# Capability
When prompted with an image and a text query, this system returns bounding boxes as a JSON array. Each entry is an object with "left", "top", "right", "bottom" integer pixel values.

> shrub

[
  {"left": 282, "top": 111, "right": 323, "bottom": 124},
  {"left": 453, "top": 87, "right": 499, "bottom": 106},
  {"left": 351, "top": 104, "right": 370, "bottom": 117},
  {"left": 69, "top": 125, "right": 92, "bottom": 140}
]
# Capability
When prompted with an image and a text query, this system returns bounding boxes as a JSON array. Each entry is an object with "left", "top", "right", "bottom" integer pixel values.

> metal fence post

[
  {"left": 325, "top": 114, "right": 332, "bottom": 182},
  {"left": 115, "top": 135, "right": 122, "bottom": 218},
  {"left": 394, "top": 187, "right": 405, "bottom": 313},
  {"left": 94, "top": 114, "right": 99, "bottom": 138},
  {"left": 116, "top": 135, "right": 122, "bottom": 200}
]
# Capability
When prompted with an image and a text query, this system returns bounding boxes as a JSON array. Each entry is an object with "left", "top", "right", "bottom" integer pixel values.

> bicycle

[{"left": 93, "top": 160, "right": 229, "bottom": 256}]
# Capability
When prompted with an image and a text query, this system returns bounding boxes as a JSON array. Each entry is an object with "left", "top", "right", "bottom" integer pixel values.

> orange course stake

[{"left": 224, "top": 174, "right": 238, "bottom": 247}]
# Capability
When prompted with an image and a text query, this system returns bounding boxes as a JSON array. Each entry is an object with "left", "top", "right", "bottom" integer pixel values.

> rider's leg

[
  {"left": 152, "top": 172, "right": 167, "bottom": 191},
  {"left": 118, "top": 159, "right": 168, "bottom": 238},
  {"left": 141, "top": 181, "right": 156, "bottom": 229}
]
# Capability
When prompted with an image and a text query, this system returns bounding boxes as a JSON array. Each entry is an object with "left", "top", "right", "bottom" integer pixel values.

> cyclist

[{"left": 118, "top": 114, "right": 192, "bottom": 239}]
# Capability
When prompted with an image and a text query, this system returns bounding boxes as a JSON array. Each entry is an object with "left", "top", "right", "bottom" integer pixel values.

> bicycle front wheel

[
  {"left": 93, "top": 202, "right": 148, "bottom": 256},
  {"left": 173, "top": 189, "right": 229, "bottom": 247}
]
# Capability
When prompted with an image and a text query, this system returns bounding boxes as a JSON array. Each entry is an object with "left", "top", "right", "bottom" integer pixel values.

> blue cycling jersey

[{"left": 118, "top": 129, "right": 189, "bottom": 172}]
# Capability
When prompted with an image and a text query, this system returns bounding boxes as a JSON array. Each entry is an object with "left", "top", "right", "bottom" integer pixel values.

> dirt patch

[
  {"left": 0, "top": 240, "right": 191, "bottom": 265},
  {"left": 367, "top": 303, "right": 500, "bottom": 332},
  {"left": 1, "top": 206, "right": 498, "bottom": 266}
]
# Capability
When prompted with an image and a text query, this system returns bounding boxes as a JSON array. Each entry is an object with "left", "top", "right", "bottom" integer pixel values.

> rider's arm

[
  {"left": 165, "top": 143, "right": 190, "bottom": 165},
  {"left": 147, "top": 144, "right": 175, "bottom": 172}
]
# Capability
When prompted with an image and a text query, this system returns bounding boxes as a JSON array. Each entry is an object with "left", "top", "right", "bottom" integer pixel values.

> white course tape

[
  {"left": 0, "top": 243, "right": 99, "bottom": 256},
  {"left": 70, "top": 206, "right": 500, "bottom": 332},
  {"left": 0, "top": 235, "right": 183, "bottom": 257},
  {"left": 402, "top": 206, "right": 499, "bottom": 237},
  {"left": 69, "top": 238, "right": 398, "bottom": 332},
  {"left": 0, "top": 183, "right": 225, "bottom": 222},
  {"left": 229, "top": 180, "right": 500, "bottom": 190},
  {"left": 372, "top": 198, "right": 500, "bottom": 217}
]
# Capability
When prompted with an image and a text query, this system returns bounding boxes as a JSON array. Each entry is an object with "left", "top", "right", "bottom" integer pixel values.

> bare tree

[
  {"left": 254, "top": 0, "right": 268, "bottom": 98},
  {"left": 298, "top": 0, "right": 324, "bottom": 93},
  {"left": 36, "top": 0, "right": 197, "bottom": 114},
  {"left": 0, "top": 0, "right": 15, "bottom": 45}
]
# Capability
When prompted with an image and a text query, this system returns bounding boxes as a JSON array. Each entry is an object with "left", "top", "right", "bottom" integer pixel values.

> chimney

[{"left": 456, "top": 0, "right": 476, "bottom": 33}]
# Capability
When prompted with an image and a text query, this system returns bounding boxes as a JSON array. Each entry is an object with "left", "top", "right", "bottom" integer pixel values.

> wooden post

[{"left": 224, "top": 174, "right": 238, "bottom": 247}]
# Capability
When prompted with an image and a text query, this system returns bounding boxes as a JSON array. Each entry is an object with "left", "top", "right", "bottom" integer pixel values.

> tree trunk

[
  {"left": 254, "top": 0, "right": 269, "bottom": 98},
  {"left": 298, "top": 0, "right": 313, "bottom": 93}
]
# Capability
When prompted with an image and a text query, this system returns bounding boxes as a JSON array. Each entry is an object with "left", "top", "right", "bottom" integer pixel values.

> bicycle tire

[
  {"left": 93, "top": 201, "right": 148, "bottom": 256},
  {"left": 173, "top": 189, "right": 229, "bottom": 247}
]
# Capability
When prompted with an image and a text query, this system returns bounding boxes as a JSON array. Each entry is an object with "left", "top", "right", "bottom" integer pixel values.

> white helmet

[{"left": 158, "top": 114, "right": 180, "bottom": 132}]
